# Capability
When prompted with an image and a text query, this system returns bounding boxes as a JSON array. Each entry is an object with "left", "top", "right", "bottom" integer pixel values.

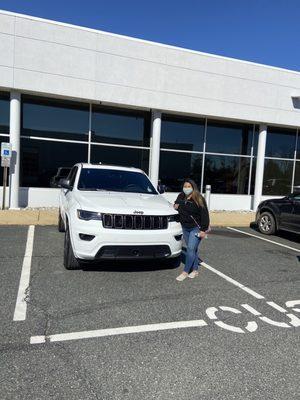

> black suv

[{"left": 256, "top": 193, "right": 300, "bottom": 235}]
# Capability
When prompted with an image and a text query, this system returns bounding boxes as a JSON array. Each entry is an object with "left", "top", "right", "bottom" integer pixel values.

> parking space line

[
  {"left": 30, "top": 319, "right": 208, "bottom": 344},
  {"left": 200, "top": 261, "right": 265, "bottom": 299},
  {"left": 13, "top": 225, "right": 35, "bottom": 321},
  {"left": 227, "top": 227, "right": 300, "bottom": 253}
]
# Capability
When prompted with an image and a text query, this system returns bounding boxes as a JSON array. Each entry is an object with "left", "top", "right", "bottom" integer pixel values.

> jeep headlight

[{"left": 77, "top": 210, "right": 102, "bottom": 221}]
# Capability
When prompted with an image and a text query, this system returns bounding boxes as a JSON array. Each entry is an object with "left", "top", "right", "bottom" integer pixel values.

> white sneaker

[
  {"left": 188, "top": 270, "right": 199, "bottom": 279},
  {"left": 176, "top": 273, "right": 188, "bottom": 282}
]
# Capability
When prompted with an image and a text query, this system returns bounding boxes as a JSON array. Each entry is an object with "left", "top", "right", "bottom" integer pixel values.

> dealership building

[{"left": 0, "top": 9, "right": 300, "bottom": 210}]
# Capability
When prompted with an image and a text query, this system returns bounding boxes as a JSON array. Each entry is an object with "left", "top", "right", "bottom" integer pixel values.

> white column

[
  {"left": 149, "top": 110, "right": 161, "bottom": 188},
  {"left": 9, "top": 91, "right": 21, "bottom": 209},
  {"left": 253, "top": 124, "right": 267, "bottom": 210}
]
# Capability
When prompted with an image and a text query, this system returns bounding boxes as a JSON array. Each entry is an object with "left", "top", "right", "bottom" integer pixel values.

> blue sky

[{"left": 0, "top": 0, "right": 299, "bottom": 71}]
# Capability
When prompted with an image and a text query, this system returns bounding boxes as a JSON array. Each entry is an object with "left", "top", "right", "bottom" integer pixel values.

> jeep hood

[{"left": 74, "top": 191, "right": 176, "bottom": 215}]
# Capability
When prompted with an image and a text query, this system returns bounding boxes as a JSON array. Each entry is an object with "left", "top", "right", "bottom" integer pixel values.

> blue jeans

[{"left": 182, "top": 226, "right": 202, "bottom": 274}]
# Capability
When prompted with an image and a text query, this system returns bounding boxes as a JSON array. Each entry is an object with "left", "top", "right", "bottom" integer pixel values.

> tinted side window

[{"left": 68, "top": 167, "right": 78, "bottom": 187}]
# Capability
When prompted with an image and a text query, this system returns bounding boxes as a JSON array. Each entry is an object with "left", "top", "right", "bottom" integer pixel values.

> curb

[{"left": 0, "top": 210, "right": 256, "bottom": 227}]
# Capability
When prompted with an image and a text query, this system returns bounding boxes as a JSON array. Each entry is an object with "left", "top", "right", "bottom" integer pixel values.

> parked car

[
  {"left": 50, "top": 167, "right": 71, "bottom": 188},
  {"left": 58, "top": 163, "right": 182, "bottom": 269},
  {"left": 256, "top": 193, "right": 300, "bottom": 235}
]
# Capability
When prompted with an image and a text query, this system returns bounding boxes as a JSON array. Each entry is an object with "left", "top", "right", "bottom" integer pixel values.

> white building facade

[{"left": 0, "top": 10, "right": 300, "bottom": 210}]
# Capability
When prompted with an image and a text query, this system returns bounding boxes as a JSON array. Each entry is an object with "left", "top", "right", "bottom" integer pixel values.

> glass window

[
  {"left": 91, "top": 107, "right": 150, "bottom": 147},
  {"left": 249, "top": 158, "right": 256, "bottom": 195},
  {"left": 159, "top": 151, "right": 202, "bottom": 192},
  {"left": 0, "top": 136, "right": 9, "bottom": 184},
  {"left": 78, "top": 168, "right": 157, "bottom": 194},
  {"left": 67, "top": 166, "right": 78, "bottom": 187},
  {"left": 0, "top": 93, "right": 10, "bottom": 134},
  {"left": 22, "top": 97, "right": 89, "bottom": 141},
  {"left": 206, "top": 121, "right": 253, "bottom": 155},
  {"left": 91, "top": 145, "right": 149, "bottom": 173},
  {"left": 290, "top": 192, "right": 300, "bottom": 201},
  {"left": 265, "top": 127, "right": 296, "bottom": 158},
  {"left": 294, "top": 162, "right": 300, "bottom": 190},
  {"left": 204, "top": 155, "right": 250, "bottom": 194},
  {"left": 20, "top": 139, "right": 88, "bottom": 187},
  {"left": 252, "top": 126, "right": 259, "bottom": 155},
  {"left": 161, "top": 116, "right": 205, "bottom": 151},
  {"left": 263, "top": 159, "right": 293, "bottom": 195}
]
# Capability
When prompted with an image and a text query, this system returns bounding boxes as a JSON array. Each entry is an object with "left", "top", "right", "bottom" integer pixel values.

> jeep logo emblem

[{"left": 133, "top": 210, "right": 144, "bottom": 215}]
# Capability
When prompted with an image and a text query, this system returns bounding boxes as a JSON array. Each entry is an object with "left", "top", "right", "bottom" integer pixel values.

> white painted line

[
  {"left": 30, "top": 319, "right": 208, "bottom": 344},
  {"left": 227, "top": 227, "right": 300, "bottom": 253},
  {"left": 13, "top": 225, "right": 35, "bottom": 321},
  {"left": 267, "top": 301, "right": 287, "bottom": 313},
  {"left": 241, "top": 304, "right": 261, "bottom": 316},
  {"left": 200, "top": 261, "right": 265, "bottom": 299}
]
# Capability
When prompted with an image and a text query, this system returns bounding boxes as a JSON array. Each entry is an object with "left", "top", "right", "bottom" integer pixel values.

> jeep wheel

[
  {"left": 64, "top": 226, "right": 80, "bottom": 270},
  {"left": 58, "top": 212, "right": 65, "bottom": 232},
  {"left": 258, "top": 212, "right": 276, "bottom": 235}
]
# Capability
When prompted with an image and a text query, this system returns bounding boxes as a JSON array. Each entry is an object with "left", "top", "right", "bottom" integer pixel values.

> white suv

[{"left": 58, "top": 163, "right": 183, "bottom": 269}]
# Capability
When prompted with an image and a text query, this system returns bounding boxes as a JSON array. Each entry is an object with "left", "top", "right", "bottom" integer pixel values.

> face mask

[{"left": 183, "top": 188, "right": 193, "bottom": 196}]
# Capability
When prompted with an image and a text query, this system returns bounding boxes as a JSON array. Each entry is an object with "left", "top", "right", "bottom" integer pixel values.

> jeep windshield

[{"left": 78, "top": 168, "right": 158, "bottom": 195}]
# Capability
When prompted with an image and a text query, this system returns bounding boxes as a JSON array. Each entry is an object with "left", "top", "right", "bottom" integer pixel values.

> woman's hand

[
  {"left": 199, "top": 231, "right": 206, "bottom": 239},
  {"left": 174, "top": 203, "right": 179, "bottom": 210}
]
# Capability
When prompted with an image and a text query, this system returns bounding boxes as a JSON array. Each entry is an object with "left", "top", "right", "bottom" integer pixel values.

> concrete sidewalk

[{"left": 0, "top": 209, "right": 256, "bottom": 227}]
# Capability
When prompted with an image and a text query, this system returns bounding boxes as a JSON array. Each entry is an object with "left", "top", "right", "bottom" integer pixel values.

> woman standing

[{"left": 174, "top": 179, "right": 210, "bottom": 282}]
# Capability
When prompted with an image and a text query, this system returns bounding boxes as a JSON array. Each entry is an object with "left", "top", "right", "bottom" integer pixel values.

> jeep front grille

[{"left": 102, "top": 214, "right": 168, "bottom": 230}]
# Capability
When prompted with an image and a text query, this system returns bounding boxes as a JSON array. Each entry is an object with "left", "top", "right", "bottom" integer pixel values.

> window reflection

[
  {"left": 22, "top": 97, "right": 89, "bottom": 141},
  {"left": 159, "top": 151, "right": 202, "bottom": 192},
  {"left": 206, "top": 121, "right": 253, "bottom": 155},
  {"left": 204, "top": 155, "right": 250, "bottom": 194},
  {"left": 293, "top": 162, "right": 300, "bottom": 191},
  {"left": 0, "top": 93, "right": 10, "bottom": 134},
  {"left": 161, "top": 116, "right": 205, "bottom": 152},
  {"left": 20, "top": 139, "right": 88, "bottom": 187},
  {"left": 252, "top": 126, "right": 259, "bottom": 155},
  {"left": 249, "top": 158, "right": 256, "bottom": 195},
  {"left": 266, "top": 127, "right": 296, "bottom": 158},
  {"left": 91, "top": 145, "right": 149, "bottom": 173},
  {"left": 92, "top": 107, "right": 150, "bottom": 147},
  {"left": 0, "top": 136, "right": 9, "bottom": 184},
  {"left": 263, "top": 159, "right": 293, "bottom": 195}
]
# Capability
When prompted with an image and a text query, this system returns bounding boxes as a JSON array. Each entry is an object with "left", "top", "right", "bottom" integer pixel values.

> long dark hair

[{"left": 183, "top": 179, "right": 205, "bottom": 208}]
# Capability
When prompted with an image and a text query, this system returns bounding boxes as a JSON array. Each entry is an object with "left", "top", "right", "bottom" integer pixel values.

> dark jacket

[{"left": 175, "top": 192, "right": 210, "bottom": 230}]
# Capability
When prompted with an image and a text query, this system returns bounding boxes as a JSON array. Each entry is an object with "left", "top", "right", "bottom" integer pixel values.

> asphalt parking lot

[{"left": 0, "top": 226, "right": 299, "bottom": 400}]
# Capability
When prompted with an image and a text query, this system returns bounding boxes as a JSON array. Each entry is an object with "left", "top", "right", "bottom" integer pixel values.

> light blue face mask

[{"left": 183, "top": 187, "right": 193, "bottom": 196}]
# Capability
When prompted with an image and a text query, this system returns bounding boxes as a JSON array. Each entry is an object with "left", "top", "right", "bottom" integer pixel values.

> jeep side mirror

[{"left": 59, "top": 179, "right": 73, "bottom": 190}]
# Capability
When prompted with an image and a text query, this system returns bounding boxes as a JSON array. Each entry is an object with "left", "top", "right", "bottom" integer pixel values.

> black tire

[
  {"left": 58, "top": 212, "right": 65, "bottom": 232},
  {"left": 257, "top": 212, "right": 276, "bottom": 235},
  {"left": 64, "top": 226, "right": 80, "bottom": 270}
]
